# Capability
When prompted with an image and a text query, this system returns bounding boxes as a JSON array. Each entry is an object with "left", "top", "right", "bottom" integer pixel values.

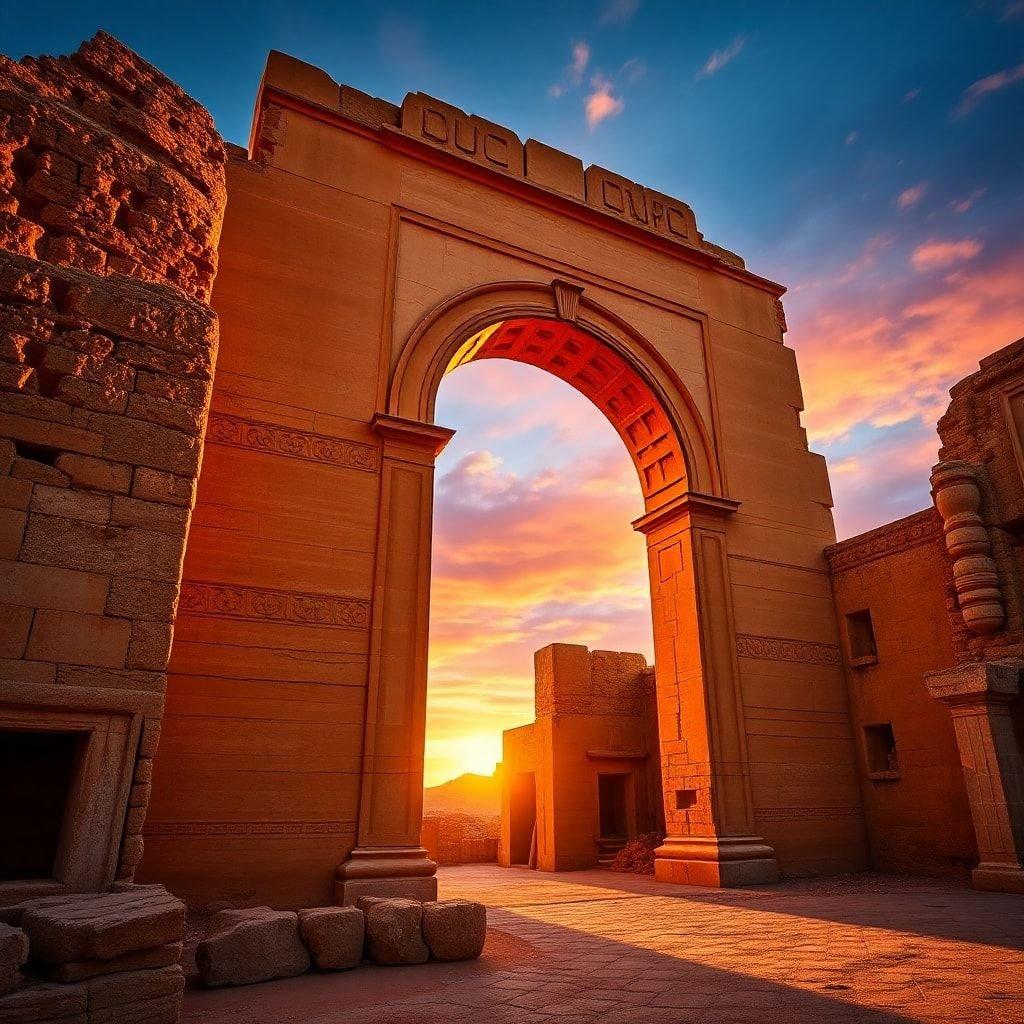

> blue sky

[{"left": 9, "top": 2, "right": 1023, "bottom": 781}]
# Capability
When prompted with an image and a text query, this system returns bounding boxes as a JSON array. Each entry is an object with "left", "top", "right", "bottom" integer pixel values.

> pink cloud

[
  {"left": 896, "top": 182, "right": 928, "bottom": 210},
  {"left": 696, "top": 35, "right": 747, "bottom": 79},
  {"left": 949, "top": 189, "right": 986, "bottom": 214},
  {"left": 585, "top": 75, "right": 624, "bottom": 129},
  {"left": 549, "top": 40, "right": 591, "bottom": 98},
  {"left": 953, "top": 62, "right": 1024, "bottom": 118},
  {"left": 599, "top": 0, "right": 640, "bottom": 26},
  {"left": 910, "top": 238, "right": 983, "bottom": 271}
]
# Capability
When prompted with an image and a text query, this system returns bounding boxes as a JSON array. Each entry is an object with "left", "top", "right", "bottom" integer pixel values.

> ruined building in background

[{"left": 0, "top": 34, "right": 1022, "bottom": 988}]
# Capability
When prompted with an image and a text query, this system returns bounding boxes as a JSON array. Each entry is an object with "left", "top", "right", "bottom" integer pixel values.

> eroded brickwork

[{"left": 0, "top": 32, "right": 225, "bottom": 888}]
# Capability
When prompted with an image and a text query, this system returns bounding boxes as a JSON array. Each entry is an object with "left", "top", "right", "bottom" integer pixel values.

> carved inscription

[
  {"left": 144, "top": 820, "right": 357, "bottom": 837},
  {"left": 736, "top": 634, "right": 841, "bottom": 667},
  {"left": 400, "top": 93, "right": 524, "bottom": 176},
  {"left": 584, "top": 166, "right": 697, "bottom": 243},
  {"left": 754, "top": 807, "right": 861, "bottom": 822},
  {"left": 179, "top": 581, "right": 371, "bottom": 629},
  {"left": 206, "top": 412, "right": 379, "bottom": 472}
]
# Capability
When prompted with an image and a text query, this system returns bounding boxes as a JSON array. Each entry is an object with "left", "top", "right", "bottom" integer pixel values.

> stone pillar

[
  {"left": 335, "top": 413, "right": 454, "bottom": 905},
  {"left": 925, "top": 662, "right": 1024, "bottom": 893},
  {"left": 634, "top": 493, "right": 778, "bottom": 887}
]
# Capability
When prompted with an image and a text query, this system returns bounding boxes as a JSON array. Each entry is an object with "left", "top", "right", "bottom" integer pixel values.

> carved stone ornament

[
  {"left": 552, "top": 279, "right": 585, "bottom": 323},
  {"left": 930, "top": 460, "right": 1005, "bottom": 635}
]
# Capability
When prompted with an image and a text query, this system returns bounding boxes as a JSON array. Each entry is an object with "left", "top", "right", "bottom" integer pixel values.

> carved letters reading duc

[
  {"left": 180, "top": 582, "right": 371, "bottom": 630},
  {"left": 736, "top": 634, "right": 841, "bottom": 667},
  {"left": 206, "top": 412, "right": 380, "bottom": 472}
]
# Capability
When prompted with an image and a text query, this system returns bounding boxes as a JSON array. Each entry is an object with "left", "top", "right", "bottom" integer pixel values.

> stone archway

[{"left": 335, "top": 281, "right": 778, "bottom": 903}]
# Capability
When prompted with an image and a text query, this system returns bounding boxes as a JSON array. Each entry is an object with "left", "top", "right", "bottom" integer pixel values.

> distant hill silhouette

[{"left": 424, "top": 771, "right": 500, "bottom": 817}]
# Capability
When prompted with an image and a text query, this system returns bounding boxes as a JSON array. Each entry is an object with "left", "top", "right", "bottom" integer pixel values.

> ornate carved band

[
  {"left": 930, "top": 460, "right": 1005, "bottom": 634},
  {"left": 144, "top": 820, "right": 357, "bottom": 837},
  {"left": 754, "top": 806, "right": 861, "bottom": 821},
  {"left": 206, "top": 412, "right": 380, "bottom": 472},
  {"left": 179, "top": 581, "right": 371, "bottom": 629},
  {"left": 736, "top": 634, "right": 841, "bottom": 666},
  {"left": 825, "top": 508, "right": 942, "bottom": 572}
]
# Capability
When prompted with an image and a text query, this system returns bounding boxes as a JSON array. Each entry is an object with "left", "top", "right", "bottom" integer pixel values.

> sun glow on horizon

[{"left": 423, "top": 358, "right": 653, "bottom": 790}]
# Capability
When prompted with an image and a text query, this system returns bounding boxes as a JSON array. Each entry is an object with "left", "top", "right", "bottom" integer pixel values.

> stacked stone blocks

[{"left": 0, "top": 31, "right": 225, "bottom": 887}]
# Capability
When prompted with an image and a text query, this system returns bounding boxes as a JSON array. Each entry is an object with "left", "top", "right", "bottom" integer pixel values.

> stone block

[
  {"left": 19, "top": 888, "right": 184, "bottom": 964},
  {"left": 131, "top": 467, "right": 195, "bottom": 508},
  {"left": 50, "top": 941, "right": 182, "bottom": 982},
  {"left": 363, "top": 899, "right": 428, "bottom": 966},
  {"left": 0, "top": 980, "right": 86, "bottom": 1023},
  {"left": 29, "top": 485, "right": 112, "bottom": 525},
  {"left": 0, "top": 603, "right": 32, "bottom": 659},
  {"left": 196, "top": 908, "right": 309, "bottom": 987},
  {"left": 53, "top": 454, "right": 132, "bottom": 494},
  {"left": 105, "top": 578, "right": 178, "bottom": 622},
  {"left": 0, "top": 924, "right": 29, "bottom": 995},
  {"left": 297, "top": 907, "right": 364, "bottom": 970},
  {"left": 25, "top": 608, "right": 131, "bottom": 669},
  {"left": 0, "top": 559, "right": 108, "bottom": 614},
  {"left": 421, "top": 900, "right": 486, "bottom": 961},
  {"left": 0, "top": 508, "right": 27, "bottom": 558}
]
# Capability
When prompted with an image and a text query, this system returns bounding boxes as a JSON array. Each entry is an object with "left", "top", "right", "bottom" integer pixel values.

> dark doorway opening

[
  {"left": 598, "top": 773, "right": 629, "bottom": 840},
  {"left": 509, "top": 771, "right": 537, "bottom": 866},
  {"left": 0, "top": 730, "right": 83, "bottom": 881}
]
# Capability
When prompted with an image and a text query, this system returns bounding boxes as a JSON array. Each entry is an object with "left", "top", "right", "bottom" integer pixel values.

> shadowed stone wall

[{"left": 0, "top": 32, "right": 226, "bottom": 896}]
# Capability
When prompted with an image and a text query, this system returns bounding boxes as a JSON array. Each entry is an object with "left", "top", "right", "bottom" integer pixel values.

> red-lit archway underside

[{"left": 447, "top": 317, "right": 687, "bottom": 505}]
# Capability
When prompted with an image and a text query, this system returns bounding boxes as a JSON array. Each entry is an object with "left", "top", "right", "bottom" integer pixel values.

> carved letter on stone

[{"left": 931, "top": 460, "right": 1005, "bottom": 635}]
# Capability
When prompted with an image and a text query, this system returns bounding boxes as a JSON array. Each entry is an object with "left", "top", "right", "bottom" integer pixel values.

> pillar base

[
  {"left": 972, "top": 862, "right": 1024, "bottom": 895},
  {"left": 335, "top": 845, "right": 437, "bottom": 905},
  {"left": 654, "top": 835, "right": 779, "bottom": 888}
]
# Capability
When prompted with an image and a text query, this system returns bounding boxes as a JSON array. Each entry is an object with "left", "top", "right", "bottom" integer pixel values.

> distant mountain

[{"left": 424, "top": 771, "right": 501, "bottom": 817}]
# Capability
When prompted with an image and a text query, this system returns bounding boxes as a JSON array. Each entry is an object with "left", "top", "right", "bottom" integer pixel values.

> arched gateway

[{"left": 137, "top": 51, "right": 868, "bottom": 905}]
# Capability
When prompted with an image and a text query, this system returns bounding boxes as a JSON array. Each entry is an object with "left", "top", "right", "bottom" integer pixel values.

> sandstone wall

[
  {"left": 0, "top": 33, "right": 225, "bottom": 890},
  {"left": 826, "top": 512, "right": 976, "bottom": 876}
]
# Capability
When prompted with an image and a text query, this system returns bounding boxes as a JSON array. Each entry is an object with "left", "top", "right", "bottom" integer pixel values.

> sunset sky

[{"left": 9, "top": 1, "right": 1024, "bottom": 785}]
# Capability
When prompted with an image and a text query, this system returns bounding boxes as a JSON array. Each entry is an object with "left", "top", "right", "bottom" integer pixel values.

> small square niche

[
  {"left": 863, "top": 723, "right": 900, "bottom": 780},
  {"left": 845, "top": 609, "right": 878, "bottom": 667}
]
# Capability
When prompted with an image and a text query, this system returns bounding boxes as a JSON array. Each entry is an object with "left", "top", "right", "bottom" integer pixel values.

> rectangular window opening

[
  {"left": 863, "top": 723, "right": 900, "bottom": 780},
  {"left": 845, "top": 609, "right": 878, "bottom": 666}
]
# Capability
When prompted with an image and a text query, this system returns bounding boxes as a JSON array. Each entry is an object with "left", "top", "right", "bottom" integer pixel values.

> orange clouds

[
  {"left": 910, "top": 238, "right": 983, "bottom": 270},
  {"left": 425, "top": 361, "right": 652, "bottom": 786},
  {"left": 796, "top": 245, "right": 1024, "bottom": 445}
]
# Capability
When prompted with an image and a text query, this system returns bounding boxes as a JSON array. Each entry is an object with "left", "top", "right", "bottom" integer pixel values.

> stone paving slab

[{"left": 181, "top": 865, "right": 1024, "bottom": 1024}]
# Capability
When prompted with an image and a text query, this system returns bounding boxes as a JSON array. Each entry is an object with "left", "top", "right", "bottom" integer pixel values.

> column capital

[
  {"left": 924, "top": 660, "right": 1022, "bottom": 708},
  {"left": 632, "top": 492, "right": 741, "bottom": 536},
  {"left": 371, "top": 413, "right": 456, "bottom": 457}
]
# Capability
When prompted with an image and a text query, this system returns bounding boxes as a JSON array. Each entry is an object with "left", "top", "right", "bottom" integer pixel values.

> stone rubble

[
  {"left": 296, "top": 907, "right": 363, "bottom": 971},
  {"left": 421, "top": 900, "right": 486, "bottom": 961},
  {"left": 195, "top": 908, "right": 310, "bottom": 988}
]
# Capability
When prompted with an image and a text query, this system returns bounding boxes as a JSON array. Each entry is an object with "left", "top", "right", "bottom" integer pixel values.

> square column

[
  {"left": 634, "top": 493, "right": 778, "bottom": 887},
  {"left": 335, "top": 414, "right": 454, "bottom": 905},
  {"left": 925, "top": 662, "right": 1024, "bottom": 894}
]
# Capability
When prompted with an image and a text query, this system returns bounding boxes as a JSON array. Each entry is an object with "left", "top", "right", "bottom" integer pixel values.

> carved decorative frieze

[
  {"left": 754, "top": 806, "right": 861, "bottom": 821},
  {"left": 825, "top": 508, "right": 942, "bottom": 572},
  {"left": 179, "top": 581, "right": 371, "bottom": 629},
  {"left": 206, "top": 412, "right": 380, "bottom": 472},
  {"left": 736, "top": 634, "right": 841, "bottom": 666},
  {"left": 144, "top": 820, "right": 356, "bottom": 837},
  {"left": 930, "top": 460, "right": 1005, "bottom": 634}
]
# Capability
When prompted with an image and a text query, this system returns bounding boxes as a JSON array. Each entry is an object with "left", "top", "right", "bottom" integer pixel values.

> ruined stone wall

[
  {"left": 935, "top": 338, "right": 1024, "bottom": 662},
  {"left": 0, "top": 33, "right": 225, "bottom": 890}
]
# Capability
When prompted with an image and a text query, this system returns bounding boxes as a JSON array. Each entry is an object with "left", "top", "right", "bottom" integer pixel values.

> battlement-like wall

[{"left": 0, "top": 32, "right": 226, "bottom": 897}]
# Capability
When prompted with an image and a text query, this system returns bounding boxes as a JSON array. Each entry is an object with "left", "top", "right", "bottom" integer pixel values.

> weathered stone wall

[
  {"left": 0, "top": 33, "right": 225, "bottom": 890},
  {"left": 936, "top": 338, "right": 1024, "bottom": 662}
]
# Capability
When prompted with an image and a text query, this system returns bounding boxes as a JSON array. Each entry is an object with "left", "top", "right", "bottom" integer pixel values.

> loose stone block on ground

[
  {"left": 297, "top": 907, "right": 364, "bottom": 970},
  {"left": 421, "top": 900, "right": 486, "bottom": 961},
  {"left": 363, "top": 899, "right": 429, "bottom": 966},
  {"left": 0, "top": 923, "right": 28, "bottom": 994},
  {"left": 196, "top": 908, "right": 310, "bottom": 987}
]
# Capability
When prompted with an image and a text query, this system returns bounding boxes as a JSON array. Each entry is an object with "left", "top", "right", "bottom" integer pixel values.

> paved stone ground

[{"left": 182, "top": 864, "right": 1024, "bottom": 1024}]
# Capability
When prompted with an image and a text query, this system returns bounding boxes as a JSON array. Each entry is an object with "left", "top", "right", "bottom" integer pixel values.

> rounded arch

[{"left": 388, "top": 281, "right": 723, "bottom": 506}]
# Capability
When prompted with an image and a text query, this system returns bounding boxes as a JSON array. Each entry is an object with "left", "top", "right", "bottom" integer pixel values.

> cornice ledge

[
  {"left": 371, "top": 413, "right": 455, "bottom": 456},
  {"left": 633, "top": 492, "right": 741, "bottom": 535}
]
